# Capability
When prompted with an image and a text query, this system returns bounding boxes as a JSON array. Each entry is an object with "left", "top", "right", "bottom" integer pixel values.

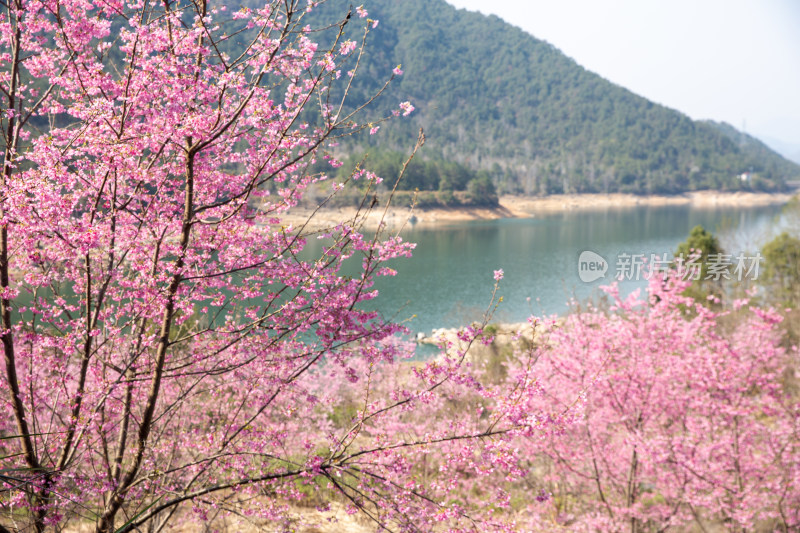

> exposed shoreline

[
  {"left": 503, "top": 190, "right": 794, "bottom": 213},
  {"left": 279, "top": 191, "right": 794, "bottom": 231}
]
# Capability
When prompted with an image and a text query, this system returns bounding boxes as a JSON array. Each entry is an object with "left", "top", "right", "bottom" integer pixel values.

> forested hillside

[{"left": 302, "top": 0, "right": 799, "bottom": 196}]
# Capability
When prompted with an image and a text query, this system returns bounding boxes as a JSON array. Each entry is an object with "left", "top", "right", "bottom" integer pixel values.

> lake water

[{"left": 305, "top": 204, "right": 787, "bottom": 333}]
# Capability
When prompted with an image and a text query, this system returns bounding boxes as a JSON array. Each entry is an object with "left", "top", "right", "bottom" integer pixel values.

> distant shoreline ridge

[{"left": 280, "top": 191, "right": 794, "bottom": 231}]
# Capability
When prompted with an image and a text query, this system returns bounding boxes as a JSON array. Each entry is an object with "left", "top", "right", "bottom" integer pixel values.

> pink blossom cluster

[
  {"left": 0, "top": 1, "right": 436, "bottom": 530},
  {"left": 511, "top": 274, "right": 800, "bottom": 530}
]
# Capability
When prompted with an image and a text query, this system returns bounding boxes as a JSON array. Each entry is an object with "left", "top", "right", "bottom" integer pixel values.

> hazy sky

[{"left": 446, "top": 0, "right": 800, "bottom": 150}]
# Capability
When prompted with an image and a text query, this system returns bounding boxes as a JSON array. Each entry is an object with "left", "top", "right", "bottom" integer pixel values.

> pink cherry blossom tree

[
  {"left": 0, "top": 1, "right": 563, "bottom": 531},
  {"left": 515, "top": 275, "right": 800, "bottom": 531}
]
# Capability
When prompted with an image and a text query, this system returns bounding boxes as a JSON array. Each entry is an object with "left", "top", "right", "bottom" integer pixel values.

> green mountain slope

[{"left": 306, "top": 0, "right": 798, "bottom": 196}]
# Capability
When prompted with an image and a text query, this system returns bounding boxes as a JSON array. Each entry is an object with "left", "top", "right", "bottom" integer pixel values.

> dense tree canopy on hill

[
  {"left": 304, "top": 0, "right": 799, "bottom": 196},
  {"left": 304, "top": 149, "right": 500, "bottom": 208}
]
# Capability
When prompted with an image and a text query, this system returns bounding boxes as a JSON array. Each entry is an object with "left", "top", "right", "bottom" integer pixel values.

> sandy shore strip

[
  {"left": 502, "top": 191, "right": 795, "bottom": 213},
  {"left": 277, "top": 203, "right": 517, "bottom": 232},
  {"left": 278, "top": 191, "right": 795, "bottom": 232}
]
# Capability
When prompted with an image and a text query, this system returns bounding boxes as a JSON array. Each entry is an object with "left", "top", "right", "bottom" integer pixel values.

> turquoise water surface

[{"left": 304, "top": 203, "right": 786, "bottom": 333}]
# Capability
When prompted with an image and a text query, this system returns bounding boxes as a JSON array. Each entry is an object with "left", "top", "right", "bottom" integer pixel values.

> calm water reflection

[{"left": 306, "top": 204, "right": 786, "bottom": 332}]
